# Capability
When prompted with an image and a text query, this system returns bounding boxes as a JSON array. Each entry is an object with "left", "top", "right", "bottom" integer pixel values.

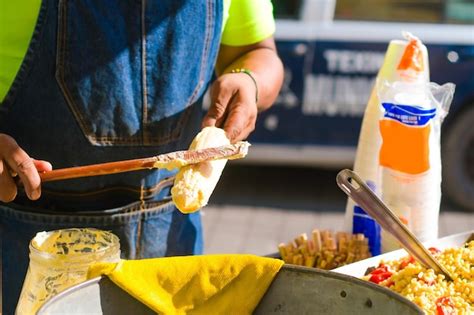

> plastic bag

[{"left": 377, "top": 79, "right": 455, "bottom": 251}]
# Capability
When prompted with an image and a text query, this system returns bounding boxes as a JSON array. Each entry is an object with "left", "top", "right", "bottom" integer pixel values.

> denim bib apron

[{"left": 0, "top": 0, "right": 222, "bottom": 312}]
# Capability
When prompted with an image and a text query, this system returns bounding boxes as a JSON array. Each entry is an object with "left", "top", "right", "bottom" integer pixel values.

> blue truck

[{"left": 246, "top": 0, "right": 474, "bottom": 211}]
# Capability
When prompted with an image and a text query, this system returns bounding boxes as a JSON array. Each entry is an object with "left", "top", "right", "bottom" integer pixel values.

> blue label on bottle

[{"left": 382, "top": 103, "right": 436, "bottom": 126}]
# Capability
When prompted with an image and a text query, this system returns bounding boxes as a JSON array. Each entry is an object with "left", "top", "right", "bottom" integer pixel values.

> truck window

[
  {"left": 335, "top": 0, "right": 473, "bottom": 24},
  {"left": 272, "top": 0, "right": 302, "bottom": 19}
]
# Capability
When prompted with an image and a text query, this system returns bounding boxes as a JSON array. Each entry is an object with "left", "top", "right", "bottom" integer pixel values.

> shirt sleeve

[{"left": 221, "top": 0, "right": 275, "bottom": 46}]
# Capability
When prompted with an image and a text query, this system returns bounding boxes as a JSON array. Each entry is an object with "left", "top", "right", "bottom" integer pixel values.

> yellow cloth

[{"left": 88, "top": 254, "right": 284, "bottom": 315}]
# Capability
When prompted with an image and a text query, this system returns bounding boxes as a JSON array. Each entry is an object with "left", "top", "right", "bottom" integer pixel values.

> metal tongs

[
  {"left": 336, "top": 169, "right": 453, "bottom": 281},
  {"left": 37, "top": 141, "right": 250, "bottom": 182}
]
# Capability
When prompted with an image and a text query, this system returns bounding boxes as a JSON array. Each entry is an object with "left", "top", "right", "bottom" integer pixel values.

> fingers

[
  {"left": 8, "top": 149, "right": 41, "bottom": 200},
  {"left": 0, "top": 160, "right": 17, "bottom": 202},
  {"left": 202, "top": 80, "right": 234, "bottom": 128},
  {"left": 223, "top": 100, "right": 257, "bottom": 142},
  {"left": 222, "top": 86, "right": 257, "bottom": 142},
  {"left": 0, "top": 135, "right": 42, "bottom": 200},
  {"left": 33, "top": 159, "right": 53, "bottom": 173}
]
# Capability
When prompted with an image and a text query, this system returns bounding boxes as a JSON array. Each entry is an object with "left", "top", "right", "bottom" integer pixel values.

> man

[{"left": 0, "top": 0, "right": 283, "bottom": 312}]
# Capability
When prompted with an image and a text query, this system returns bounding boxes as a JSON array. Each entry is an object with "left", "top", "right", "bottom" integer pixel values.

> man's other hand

[{"left": 0, "top": 134, "right": 52, "bottom": 202}]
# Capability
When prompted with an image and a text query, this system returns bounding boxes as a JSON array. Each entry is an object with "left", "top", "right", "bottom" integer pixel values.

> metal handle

[{"left": 336, "top": 169, "right": 453, "bottom": 280}]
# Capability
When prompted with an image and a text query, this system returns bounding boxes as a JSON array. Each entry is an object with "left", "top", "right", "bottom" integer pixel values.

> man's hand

[
  {"left": 202, "top": 37, "right": 284, "bottom": 143},
  {"left": 0, "top": 134, "right": 52, "bottom": 202},
  {"left": 202, "top": 72, "right": 258, "bottom": 142}
]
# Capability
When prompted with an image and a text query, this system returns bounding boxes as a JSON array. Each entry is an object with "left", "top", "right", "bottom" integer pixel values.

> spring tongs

[{"left": 336, "top": 169, "right": 453, "bottom": 281}]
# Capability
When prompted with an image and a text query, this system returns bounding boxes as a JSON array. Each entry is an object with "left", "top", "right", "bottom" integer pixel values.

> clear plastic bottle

[{"left": 16, "top": 228, "right": 121, "bottom": 315}]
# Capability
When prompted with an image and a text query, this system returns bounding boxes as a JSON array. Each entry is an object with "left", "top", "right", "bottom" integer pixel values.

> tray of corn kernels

[
  {"left": 333, "top": 231, "right": 473, "bottom": 314},
  {"left": 276, "top": 229, "right": 372, "bottom": 270}
]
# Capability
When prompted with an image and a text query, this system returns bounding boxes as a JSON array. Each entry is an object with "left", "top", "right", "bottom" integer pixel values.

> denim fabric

[{"left": 0, "top": 0, "right": 222, "bottom": 313}]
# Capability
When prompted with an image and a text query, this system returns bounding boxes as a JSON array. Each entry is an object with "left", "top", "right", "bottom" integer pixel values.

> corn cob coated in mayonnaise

[{"left": 172, "top": 127, "right": 230, "bottom": 213}]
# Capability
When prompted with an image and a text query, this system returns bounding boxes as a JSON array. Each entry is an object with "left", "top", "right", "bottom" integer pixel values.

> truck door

[{"left": 250, "top": 1, "right": 315, "bottom": 146}]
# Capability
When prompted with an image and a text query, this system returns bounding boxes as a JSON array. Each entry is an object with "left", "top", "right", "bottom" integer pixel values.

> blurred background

[{"left": 203, "top": 0, "right": 474, "bottom": 255}]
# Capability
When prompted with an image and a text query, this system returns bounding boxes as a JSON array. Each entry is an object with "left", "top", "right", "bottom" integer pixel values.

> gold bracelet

[{"left": 230, "top": 68, "right": 258, "bottom": 103}]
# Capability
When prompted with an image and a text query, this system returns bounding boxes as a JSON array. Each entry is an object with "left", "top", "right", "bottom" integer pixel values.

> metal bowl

[{"left": 37, "top": 264, "right": 422, "bottom": 314}]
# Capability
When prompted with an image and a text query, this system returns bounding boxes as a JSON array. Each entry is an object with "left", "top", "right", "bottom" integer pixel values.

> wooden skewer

[
  {"left": 294, "top": 233, "right": 308, "bottom": 246},
  {"left": 293, "top": 254, "right": 303, "bottom": 265},
  {"left": 304, "top": 255, "right": 316, "bottom": 267},
  {"left": 321, "top": 230, "right": 330, "bottom": 244},
  {"left": 312, "top": 229, "right": 322, "bottom": 252},
  {"left": 278, "top": 243, "right": 287, "bottom": 261},
  {"left": 307, "top": 239, "right": 316, "bottom": 255}
]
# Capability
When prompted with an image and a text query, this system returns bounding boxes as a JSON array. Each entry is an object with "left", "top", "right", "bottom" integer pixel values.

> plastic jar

[{"left": 16, "top": 228, "right": 120, "bottom": 315}]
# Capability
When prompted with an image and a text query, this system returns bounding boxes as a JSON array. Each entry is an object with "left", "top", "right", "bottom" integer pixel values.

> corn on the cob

[{"left": 171, "top": 127, "right": 230, "bottom": 213}]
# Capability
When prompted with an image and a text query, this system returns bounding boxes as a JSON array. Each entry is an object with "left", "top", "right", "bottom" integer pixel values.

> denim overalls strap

[{"left": 0, "top": 0, "right": 222, "bottom": 312}]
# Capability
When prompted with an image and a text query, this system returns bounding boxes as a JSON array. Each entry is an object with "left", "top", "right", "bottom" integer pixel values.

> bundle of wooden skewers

[{"left": 278, "top": 229, "right": 371, "bottom": 270}]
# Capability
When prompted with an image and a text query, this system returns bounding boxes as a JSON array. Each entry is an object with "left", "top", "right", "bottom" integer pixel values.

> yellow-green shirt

[{"left": 0, "top": 0, "right": 275, "bottom": 101}]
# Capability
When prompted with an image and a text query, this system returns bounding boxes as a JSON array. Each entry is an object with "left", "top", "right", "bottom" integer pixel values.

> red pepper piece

[
  {"left": 369, "top": 271, "right": 393, "bottom": 284},
  {"left": 429, "top": 247, "right": 441, "bottom": 254},
  {"left": 371, "top": 266, "right": 389, "bottom": 274},
  {"left": 436, "top": 296, "right": 455, "bottom": 315},
  {"left": 400, "top": 256, "right": 416, "bottom": 269}
]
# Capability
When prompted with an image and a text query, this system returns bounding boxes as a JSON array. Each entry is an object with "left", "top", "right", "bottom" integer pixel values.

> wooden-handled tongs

[{"left": 34, "top": 141, "right": 249, "bottom": 182}]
